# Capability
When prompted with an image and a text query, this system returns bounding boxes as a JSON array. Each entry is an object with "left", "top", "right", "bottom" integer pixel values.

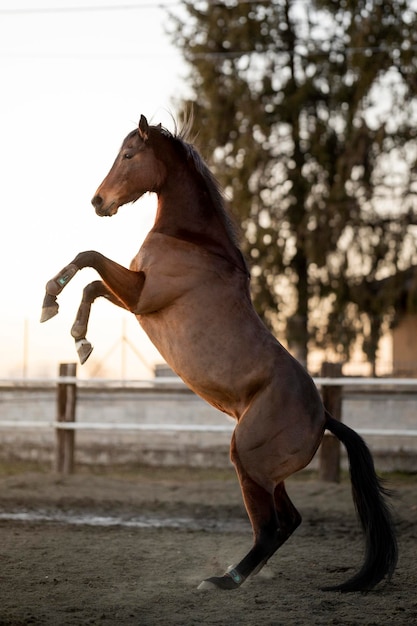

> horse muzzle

[{"left": 91, "top": 194, "right": 119, "bottom": 217}]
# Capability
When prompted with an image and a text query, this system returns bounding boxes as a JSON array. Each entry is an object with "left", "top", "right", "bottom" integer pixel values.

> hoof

[
  {"left": 75, "top": 339, "right": 93, "bottom": 364},
  {"left": 197, "top": 579, "right": 219, "bottom": 591},
  {"left": 197, "top": 570, "right": 244, "bottom": 591},
  {"left": 40, "top": 304, "right": 59, "bottom": 323}
]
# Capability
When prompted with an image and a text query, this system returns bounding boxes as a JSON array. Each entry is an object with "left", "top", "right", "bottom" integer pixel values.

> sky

[{"left": 0, "top": 1, "right": 188, "bottom": 379}]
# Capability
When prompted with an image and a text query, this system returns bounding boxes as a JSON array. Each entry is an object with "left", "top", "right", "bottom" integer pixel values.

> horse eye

[{"left": 123, "top": 152, "right": 132, "bottom": 160}]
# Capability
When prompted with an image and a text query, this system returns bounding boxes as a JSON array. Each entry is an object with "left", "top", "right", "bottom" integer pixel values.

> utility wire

[
  {"left": 0, "top": 1, "right": 240, "bottom": 14},
  {"left": 0, "top": 0, "right": 381, "bottom": 15},
  {"left": 1, "top": 1, "right": 415, "bottom": 61},
  {"left": 0, "top": 2, "right": 176, "bottom": 14}
]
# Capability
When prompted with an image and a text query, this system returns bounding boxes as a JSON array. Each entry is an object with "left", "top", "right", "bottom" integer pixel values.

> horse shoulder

[{"left": 128, "top": 232, "right": 219, "bottom": 315}]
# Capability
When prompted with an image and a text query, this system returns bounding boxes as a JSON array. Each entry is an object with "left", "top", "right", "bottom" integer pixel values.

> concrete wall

[{"left": 0, "top": 381, "right": 416, "bottom": 471}]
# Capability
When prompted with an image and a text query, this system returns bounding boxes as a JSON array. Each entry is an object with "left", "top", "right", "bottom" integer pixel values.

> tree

[{"left": 170, "top": 0, "right": 417, "bottom": 370}]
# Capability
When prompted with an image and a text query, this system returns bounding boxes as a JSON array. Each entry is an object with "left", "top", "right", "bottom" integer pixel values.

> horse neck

[{"left": 153, "top": 167, "right": 248, "bottom": 274}]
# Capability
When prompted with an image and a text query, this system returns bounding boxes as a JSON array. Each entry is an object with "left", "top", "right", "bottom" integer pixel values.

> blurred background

[{"left": 1, "top": 0, "right": 417, "bottom": 380}]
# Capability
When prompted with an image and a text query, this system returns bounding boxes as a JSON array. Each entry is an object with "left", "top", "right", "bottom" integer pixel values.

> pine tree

[{"left": 170, "top": 0, "right": 417, "bottom": 370}]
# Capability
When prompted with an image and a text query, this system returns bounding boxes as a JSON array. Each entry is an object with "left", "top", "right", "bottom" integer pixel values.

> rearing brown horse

[{"left": 41, "top": 115, "right": 397, "bottom": 592}]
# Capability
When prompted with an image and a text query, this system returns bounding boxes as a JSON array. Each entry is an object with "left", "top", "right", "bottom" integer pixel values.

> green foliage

[{"left": 170, "top": 0, "right": 417, "bottom": 368}]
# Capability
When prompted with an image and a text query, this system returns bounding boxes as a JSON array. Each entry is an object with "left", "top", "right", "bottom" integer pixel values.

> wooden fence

[{"left": 1, "top": 363, "right": 417, "bottom": 480}]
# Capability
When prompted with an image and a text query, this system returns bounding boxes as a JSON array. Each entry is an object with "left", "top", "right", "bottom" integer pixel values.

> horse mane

[{"left": 151, "top": 121, "right": 244, "bottom": 256}]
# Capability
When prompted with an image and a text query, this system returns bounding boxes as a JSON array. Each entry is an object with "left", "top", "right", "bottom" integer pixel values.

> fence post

[
  {"left": 55, "top": 362, "right": 77, "bottom": 474},
  {"left": 319, "top": 362, "right": 343, "bottom": 482}
]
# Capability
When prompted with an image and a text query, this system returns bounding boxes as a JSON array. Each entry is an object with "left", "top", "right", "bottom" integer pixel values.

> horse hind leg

[
  {"left": 198, "top": 435, "right": 301, "bottom": 590},
  {"left": 71, "top": 280, "right": 129, "bottom": 364}
]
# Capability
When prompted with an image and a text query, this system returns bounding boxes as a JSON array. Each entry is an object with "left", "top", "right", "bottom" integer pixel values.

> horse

[{"left": 41, "top": 114, "right": 397, "bottom": 592}]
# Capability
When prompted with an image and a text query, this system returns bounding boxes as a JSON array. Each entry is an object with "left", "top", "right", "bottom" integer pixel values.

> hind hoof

[
  {"left": 197, "top": 571, "right": 243, "bottom": 590},
  {"left": 75, "top": 339, "right": 93, "bottom": 364},
  {"left": 197, "top": 579, "right": 218, "bottom": 591}
]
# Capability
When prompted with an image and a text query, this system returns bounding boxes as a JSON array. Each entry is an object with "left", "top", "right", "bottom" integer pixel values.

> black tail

[{"left": 322, "top": 411, "right": 398, "bottom": 592}]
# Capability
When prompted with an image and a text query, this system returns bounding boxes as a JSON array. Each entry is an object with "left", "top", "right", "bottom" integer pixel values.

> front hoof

[
  {"left": 75, "top": 339, "right": 93, "bottom": 364},
  {"left": 40, "top": 293, "right": 59, "bottom": 322},
  {"left": 40, "top": 304, "right": 59, "bottom": 323}
]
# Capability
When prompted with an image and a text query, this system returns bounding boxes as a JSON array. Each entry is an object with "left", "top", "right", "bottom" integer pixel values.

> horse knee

[
  {"left": 46, "top": 263, "right": 79, "bottom": 296},
  {"left": 83, "top": 280, "right": 107, "bottom": 303}
]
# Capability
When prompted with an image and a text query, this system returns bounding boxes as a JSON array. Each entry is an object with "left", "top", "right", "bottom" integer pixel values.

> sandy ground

[{"left": 0, "top": 465, "right": 416, "bottom": 626}]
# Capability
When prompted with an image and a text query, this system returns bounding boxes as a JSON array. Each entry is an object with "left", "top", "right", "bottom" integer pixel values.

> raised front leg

[
  {"left": 41, "top": 251, "right": 146, "bottom": 362},
  {"left": 198, "top": 433, "right": 301, "bottom": 590},
  {"left": 40, "top": 262, "right": 79, "bottom": 322},
  {"left": 41, "top": 251, "right": 145, "bottom": 323},
  {"left": 71, "top": 280, "right": 129, "bottom": 364}
]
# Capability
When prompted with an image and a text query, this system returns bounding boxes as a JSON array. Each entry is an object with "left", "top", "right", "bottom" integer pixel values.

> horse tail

[{"left": 322, "top": 410, "right": 398, "bottom": 592}]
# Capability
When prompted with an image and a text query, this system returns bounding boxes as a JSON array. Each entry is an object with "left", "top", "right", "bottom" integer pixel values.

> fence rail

[
  {"left": 1, "top": 365, "right": 417, "bottom": 478},
  {"left": 2, "top": 375, "right": 417, "bottom": 387},
  {"left": 1, "top": 419, "right": 417, "bottom": 438}
]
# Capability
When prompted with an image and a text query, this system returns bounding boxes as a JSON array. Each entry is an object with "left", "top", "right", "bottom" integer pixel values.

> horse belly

[{"left": 137, "top": 292, "right": 273, "bottom": 416}]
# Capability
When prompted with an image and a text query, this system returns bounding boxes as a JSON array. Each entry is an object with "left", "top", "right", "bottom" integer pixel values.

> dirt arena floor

[{"left": 0, "top": 464, "right": 416, "bottom": 625}]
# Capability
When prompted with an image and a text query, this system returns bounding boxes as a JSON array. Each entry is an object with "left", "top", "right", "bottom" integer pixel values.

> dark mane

[{"left": 152, "top": 124, "right": 244, "bottom": 256}]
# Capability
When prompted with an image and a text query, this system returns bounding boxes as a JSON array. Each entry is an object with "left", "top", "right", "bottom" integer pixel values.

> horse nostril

[{"left": 91, "top": 195, "right": 103, "bottom": 209}]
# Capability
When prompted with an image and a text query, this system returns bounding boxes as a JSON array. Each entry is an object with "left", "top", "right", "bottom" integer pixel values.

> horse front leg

[
  {"left": 41, "top": 251, "right": 144, "bottom": 322},
  {"left": 71, "top": 280, "right": 129, "bottom": 364},
  {"left": 41, "top": 250, "right": 145, "bottom": 360},
  {"left": 40, "top": 262, "right": 80, "bottom": 322}
]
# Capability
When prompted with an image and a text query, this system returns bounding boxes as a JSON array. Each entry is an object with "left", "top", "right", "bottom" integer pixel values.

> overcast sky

[{"left": 0, "top": 1, "right": 187, "bottom": 378}]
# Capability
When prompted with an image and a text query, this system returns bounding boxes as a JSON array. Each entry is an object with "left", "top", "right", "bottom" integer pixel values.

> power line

[
  {"left": 2, "top": 2, "right": 415, "bottom": 63},
  {"left": 0, "top": 1, "right": 315, "bottom": 16},
  {"left": 0, "top": 2, "right": 175, "bottom": 14},
  {"left": 1, "top": 0, "right": 415, "bottom": 15}
]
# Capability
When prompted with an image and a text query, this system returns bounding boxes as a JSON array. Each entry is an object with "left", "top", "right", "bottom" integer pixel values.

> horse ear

[{"left": 138, "top": 115, "right": 149, "bottom": 142}]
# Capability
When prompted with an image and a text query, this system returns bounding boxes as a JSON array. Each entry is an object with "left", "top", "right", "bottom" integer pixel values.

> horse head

[{"left": 91, "top": 115, "right": 167, "bottom": 217}]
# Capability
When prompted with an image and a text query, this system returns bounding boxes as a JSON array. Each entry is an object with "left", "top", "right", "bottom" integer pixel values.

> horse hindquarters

[{"left": 323, "top": 413, "right": 398, "bottom": 592}]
